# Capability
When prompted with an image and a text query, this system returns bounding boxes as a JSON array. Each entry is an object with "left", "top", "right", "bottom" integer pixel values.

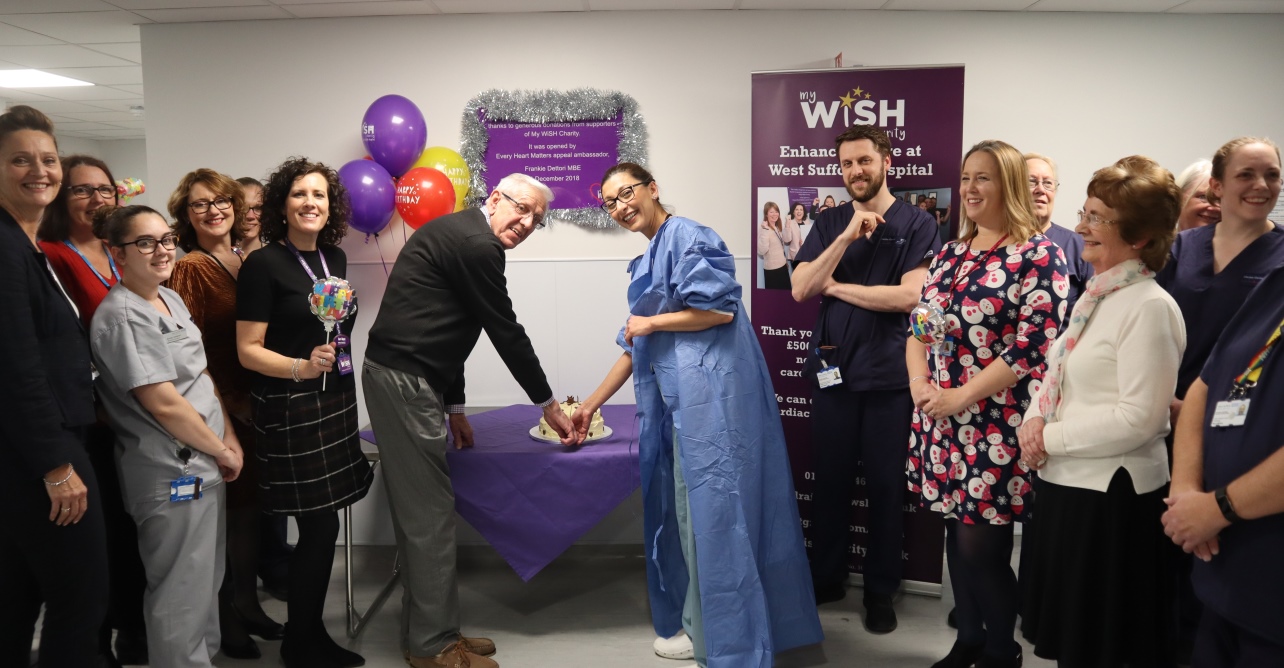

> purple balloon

[
  {"left": 338, "top": 159, "right": 395, "bottom": 235},
  {"left": 361, "top": 95, "right": 427, "bottom": 177}
]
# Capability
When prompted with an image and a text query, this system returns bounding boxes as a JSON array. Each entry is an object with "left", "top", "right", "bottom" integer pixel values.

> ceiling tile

[
  {"left": 81, "top": 98, "right": 144, "bottom": 111},
  {"left": 53, "top": 120, "right": 125, "bottom": 130},
  {"left": 89, "top": 128, "right": 145, "bottom": 138},
  {"left": 109, "top": 83, "right": 142, "bottom": 94},
  {"left": 83, "top": 42, "right": 142, "bottom": 62},
  {"left": 43, "top": 66, "right": 142, "bottom": 85},
  {"left": 0, "top": 88, "right": 58, "bottom": 101},
  {"left": 588, "top": 0, "right": 734, "bottom": 8},
  {"left": 884, "top": 0, "right": 1035, "bottom": 9},
  {"left": 44, "top": 109, "right": 138, "bottom": 122},
  {"left": 0, "top": 11, "right": 148, "bottom": 43},
  {"left": 13, "top": 98, "right": 114, "bottom": 113},
  {"left": 0, "top": 0, "right": 122, "bottom": 12},
  {"left": 433, "top": 0, "right": 586, "bottom": 13},
  {"left": 105, "top": 0, "right": 267, "bottom": 8},
  {"left": 1027, "top": 0, "right": 1186, "bottom": 10},
  {"left": 0, "top": 22, "right": 64, "bottom": 46},
  {"left": 132, "top": 5, "right": 292, "bottom": 21},
  {"left": 272, "top": 0, "right": 422, "bottom": 4},
  {"left": 0, "top": 44, "right": 135, "bottom": 68},
  {"left": 1168, "top": 0, "right": 1284, "bottom": 12},
  {"left": 24, "top": 85, "right": 140, "bottom": 101},
  {"left": 737, "top": 0, "right": 887, "bottom": 7},
  {"left": 97, "top": 118, "right": 146, "bottom": 128},
  {"left": 283, "top": 1, "right": 441, "bottom": 17}
]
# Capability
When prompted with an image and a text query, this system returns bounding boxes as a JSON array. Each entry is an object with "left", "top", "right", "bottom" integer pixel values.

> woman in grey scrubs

[{"left": 89, "top": 204, "right": 244, "bottom": 668}]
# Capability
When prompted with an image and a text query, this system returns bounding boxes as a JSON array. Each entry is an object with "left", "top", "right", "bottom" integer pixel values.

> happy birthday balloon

[
  {"left": 410, "top": 147, "right": 470, "bottom": 212},
  {"left": 396, "top": 167, "right": 455, "bottom": 229},
  {"left": 309, "top": 276, "right": 357, "bottom": 333}
]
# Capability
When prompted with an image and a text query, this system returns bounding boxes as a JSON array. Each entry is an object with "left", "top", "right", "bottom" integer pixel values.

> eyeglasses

[
  {"left": 247, "top": 206, "right": 263, "bottom": 217},
  {"left": 1077, "top": 210, "right": 1117, "bottom": 228},
  {"left": 500, "top": 191, "right": 545, "bottom": 229},
  {"left": 118, "top": 233, "right": 179, "bottom": 254},
  {"left": 1028, "top": 178, "right": 1059, "bottom": 193},
  {"left": 188, "top": 197, "right": 233, "bottom": 214},
  {"left": 600, "top": 180, "right": 652, "bottom": 213},
  {"left": 69, "top": 184, "right": 116, "bottom": 200}
]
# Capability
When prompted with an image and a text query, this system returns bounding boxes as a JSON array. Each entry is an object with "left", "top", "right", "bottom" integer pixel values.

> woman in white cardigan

[{"left": 1017, "top": 156, "right": 1186, "bottom": 668}]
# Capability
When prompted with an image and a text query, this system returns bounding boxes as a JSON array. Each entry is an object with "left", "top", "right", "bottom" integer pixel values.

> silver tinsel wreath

[{"left": 460, "top": 88, "right": 646, "bottom": 230}]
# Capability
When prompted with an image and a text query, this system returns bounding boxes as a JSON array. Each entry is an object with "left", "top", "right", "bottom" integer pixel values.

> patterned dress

[{"left": 906, "top": 234, "right": 1068, "bottom": 525}]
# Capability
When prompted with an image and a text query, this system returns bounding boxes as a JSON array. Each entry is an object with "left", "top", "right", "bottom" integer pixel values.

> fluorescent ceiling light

[{"left": 0, "top": 70, "right": 93, "bottom": 88}]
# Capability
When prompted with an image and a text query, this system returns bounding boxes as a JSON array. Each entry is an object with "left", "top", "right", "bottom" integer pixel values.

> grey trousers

[
  {"left": 362, "top": 359, "right": 460, "bottom": 657},
  {"left": 129, "top": 482, "right": 225, "bottom": 668}
]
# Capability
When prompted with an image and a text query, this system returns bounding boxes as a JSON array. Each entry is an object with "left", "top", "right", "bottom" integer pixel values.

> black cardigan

[{"left": 0, "top": 210, "right": 95, "bottom": 479}]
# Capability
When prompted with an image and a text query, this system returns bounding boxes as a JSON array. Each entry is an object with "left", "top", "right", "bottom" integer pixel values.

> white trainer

[{"left": 653, "top": 630, "right": 695, "bottom": 660}]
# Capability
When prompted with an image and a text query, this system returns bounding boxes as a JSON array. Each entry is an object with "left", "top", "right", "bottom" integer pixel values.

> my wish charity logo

[{"left": 799, "top": 85, "right": 906, "bottom": 136}]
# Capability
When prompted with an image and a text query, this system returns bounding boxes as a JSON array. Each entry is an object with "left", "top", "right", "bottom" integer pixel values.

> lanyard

[
  {"left": 283, "top": 239, "right": 343, "bottom": 337},
  {"left": 943, "top": 234, "right": 1007, "bottom": 312},
  {"left": 62, "top": 240, "right": 119, "bottom": 288},
  {"left": 1231, "top": 316, "right": 1284, "bottom": 397}
]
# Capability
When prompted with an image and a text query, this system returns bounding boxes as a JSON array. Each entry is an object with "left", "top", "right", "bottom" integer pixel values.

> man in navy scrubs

[
  {"left": 791, "top": 124, "right": 939, "bottom": 633},
  {"left": 1026, "top": 153, "right": 1092, "bottom": 314}
]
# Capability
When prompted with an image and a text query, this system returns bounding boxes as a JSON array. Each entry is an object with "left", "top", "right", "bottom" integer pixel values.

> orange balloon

[{"left": 396, "top": 167, "right": 456, "bottom": 229}]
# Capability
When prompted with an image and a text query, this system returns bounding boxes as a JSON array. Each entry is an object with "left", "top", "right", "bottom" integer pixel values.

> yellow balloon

[{"left": 411, "top": 147, "right": 470, "bottom": 212}]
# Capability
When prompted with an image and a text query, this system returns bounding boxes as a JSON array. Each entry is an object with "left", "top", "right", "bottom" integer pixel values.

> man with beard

[{"left": 791, "top": 124, "right": 939, "bottom": 633}]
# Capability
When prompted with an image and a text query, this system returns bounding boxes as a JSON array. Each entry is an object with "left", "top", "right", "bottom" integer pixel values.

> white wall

[{"left": 142, "top": 9, "right": 1284, "bottom": 543}]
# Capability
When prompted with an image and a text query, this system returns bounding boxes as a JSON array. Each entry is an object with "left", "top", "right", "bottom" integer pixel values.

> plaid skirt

[{"left": 250, "top": 387, "right": 373, "bottom": 515}]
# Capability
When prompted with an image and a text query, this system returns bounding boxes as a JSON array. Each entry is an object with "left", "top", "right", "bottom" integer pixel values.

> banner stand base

[{"left": 843, "top": 573, "right": 943, "bottom": 598}]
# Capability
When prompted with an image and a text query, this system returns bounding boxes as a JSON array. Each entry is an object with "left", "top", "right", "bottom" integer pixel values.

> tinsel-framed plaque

[{"left": 461, "top": 88, "right": 646, "bottom": 229}]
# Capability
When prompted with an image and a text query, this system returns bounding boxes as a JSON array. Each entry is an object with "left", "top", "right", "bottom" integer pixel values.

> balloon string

[
  {"left": 401, "top": 218, "right": 408, "bottom": 245},
  {"left": 374, "top": 232, "right": 390, "bottom": 277}
]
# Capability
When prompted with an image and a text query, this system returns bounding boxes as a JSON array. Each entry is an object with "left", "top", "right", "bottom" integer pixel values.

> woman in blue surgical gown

[{"left": 572, "top": 163, "right": 823, "bottom": 668}]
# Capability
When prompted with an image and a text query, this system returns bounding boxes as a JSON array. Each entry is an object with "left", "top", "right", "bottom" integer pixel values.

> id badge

[
  {"left": 164, "top": 329, "right": 188, "bottom": 343},
  {"left": 935, "top": 336, "right": 956, "bottom": 357},
  {"left": 336, "top": 352, "right": 354, "bottom": 376},
  {"left": 817, "top": 365, "right": 843, "bottom": 389},
  {"left": 1210, "top": 399, "right": 1250, "bottom": 428},
  {"left": 169, "top": 475, "right": 203, "bottom": 502},
  {"left": 334, "top": 333, "right": 349, "bottom": 350}
]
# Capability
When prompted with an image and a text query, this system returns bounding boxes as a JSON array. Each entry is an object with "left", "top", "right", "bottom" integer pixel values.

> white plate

[{"left": 528, "top": 425, "right": 613, "bottom": 444}]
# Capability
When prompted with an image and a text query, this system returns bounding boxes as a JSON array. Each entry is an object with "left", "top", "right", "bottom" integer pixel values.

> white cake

[{"left": 538, "top": 396, "right": 605, "bottom": 440}]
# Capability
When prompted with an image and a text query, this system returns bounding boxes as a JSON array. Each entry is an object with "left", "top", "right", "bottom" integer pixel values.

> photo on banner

[{"left": 750, "top": 65, "right": 965, "bottom": 592}]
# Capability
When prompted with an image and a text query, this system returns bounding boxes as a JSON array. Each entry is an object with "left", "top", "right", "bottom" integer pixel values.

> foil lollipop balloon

[
  {"left": 116, "top": 177, "right": 145, "bottom": 204},
  {"left": 309, "top": 276, "right": 357, "bottom": 333},
  {"left": 909, "top": 302, "right": 947, "bottom": 347}
]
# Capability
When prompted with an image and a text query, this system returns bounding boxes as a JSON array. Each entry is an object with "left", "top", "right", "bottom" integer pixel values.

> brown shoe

[
  {"left": 459, "top": 636, "right": 495, "bottom": 657},
  {"left": 405, "top": 642, "right": 498, "bottom": 668}
]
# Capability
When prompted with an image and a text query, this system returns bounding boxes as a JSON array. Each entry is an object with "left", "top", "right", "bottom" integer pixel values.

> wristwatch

[{"left": 1213, "top": 486, "right": 1242, "bottom": 524}]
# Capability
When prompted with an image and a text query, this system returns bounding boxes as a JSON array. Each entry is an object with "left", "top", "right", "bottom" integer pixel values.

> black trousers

[
  {"left": 1193, "top": 607, "right": 1284, "bottom": 668},
  {"left": 0, "top": 443, "right": 108, "bottom": 667},
  {"left": 809, "top": 388, "right": 913, "bottom": 596}
]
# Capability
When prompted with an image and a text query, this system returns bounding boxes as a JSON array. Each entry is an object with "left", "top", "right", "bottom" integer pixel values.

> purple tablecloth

[{"left": 360, "top": 404, "right": 640, "bottom": 581}]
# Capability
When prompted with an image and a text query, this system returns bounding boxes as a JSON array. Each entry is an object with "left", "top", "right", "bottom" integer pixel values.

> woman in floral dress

[{"left": 906, "top": 140, "right": 1068, "bottom": 668}]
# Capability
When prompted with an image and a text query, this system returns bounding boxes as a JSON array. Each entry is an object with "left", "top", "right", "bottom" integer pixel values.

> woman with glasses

[
  {"left": 165, "top": 169, "right": 283, "bottom": 659},
  {"left": 906, "top": 140, "right": 1067, "bottom": 668},
  {"left": 90, "top": 204, "right": 244, "bottom": 668},
  {"left": 1174, "top": 160, "right": 1220, "bottom": 232},
  {"left": 39, "top": 154, "right": 153, "bottom": 666},
  {"left": 236, "top": 157, "right": 371, "bottom": 668},
  {"left": 1018, "top": 156, "right": 1185, "bottom": 668},
  {"left": 572, "top": 162, "right": 822, "bottom": 668},
  {"left": 758, "top": 201, "right": 793, "bottom": 289},
  {"left": 237, "top": 177, "right": 266, "bottom": 255},
  {"left": 1155, "top": 136, "right": 1284, "bottom": 662},
  {"left": 0, "top": 105, "right": 109, "bottom": 668}
]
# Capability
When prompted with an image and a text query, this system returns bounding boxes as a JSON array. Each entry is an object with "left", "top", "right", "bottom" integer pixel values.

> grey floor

[{"left": 185, "top": 542, "right": 1055, "bottom": 668}]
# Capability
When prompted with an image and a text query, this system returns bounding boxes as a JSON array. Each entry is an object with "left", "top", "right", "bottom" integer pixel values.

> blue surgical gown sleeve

[{"left": 670, "top": 242, "right": 741, "bottom": 315}]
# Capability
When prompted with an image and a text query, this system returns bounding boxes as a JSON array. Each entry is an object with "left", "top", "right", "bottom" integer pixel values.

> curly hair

[
  {"left": 1087, "top": 155, "right": 1182, "bottom": 272},
  {"left": 38, "top": 154, "right": 116, "bottom": 242},
  {"left": 167, "top": 168, "right": 245, "bottom": 252},
  {"left": 259, "top": 157, "right": 350, "bottom": 247}
]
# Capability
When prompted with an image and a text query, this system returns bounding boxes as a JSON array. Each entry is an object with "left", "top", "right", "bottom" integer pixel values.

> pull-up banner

[{"left": 751, "top": 65, "right": 965, "bottom": 592}]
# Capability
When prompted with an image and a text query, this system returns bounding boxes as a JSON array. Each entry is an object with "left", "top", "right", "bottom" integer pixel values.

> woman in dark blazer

[{"left": 0, "top": 106, "right": 109, "bottom": 666}]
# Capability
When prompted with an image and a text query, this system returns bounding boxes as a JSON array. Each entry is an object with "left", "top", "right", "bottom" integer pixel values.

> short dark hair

[
  {"left": 39, "top": 154, "right": 117, "bottom": 241},
  {"left": 236, "top": 176, "right": 263, "bottom": 189},
  {"left": 167, "top": 168, "right": 245, "bottom": 252},
  {"left": 260, "top": 157, "right": 351, "bottom": 247},
  {"left": 600, "top": 162, "right": 662, "bottom": 210},
  {"left": 0, "top": 105, "right": 56, "bottom": 148},
  {"left": 93, "top": 204, "right": 163, "bottom": 247},
  {"left": 1087, "top": 155, "right": 1181, "bottom": 272},
  {"left": 833, "top": 125, "right": 892, "bottom": 159}
]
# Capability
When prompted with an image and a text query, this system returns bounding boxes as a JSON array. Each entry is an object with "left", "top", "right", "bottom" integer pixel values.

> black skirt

[
  {"left": 764, "top": 265, "right": 791, "bottom": 290},
  {"left": 1020, "top": 468, "right": 1176, "bottom": 668},
  {"left": 251, "top": 388, "right": 373, "bottom": 515}
]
